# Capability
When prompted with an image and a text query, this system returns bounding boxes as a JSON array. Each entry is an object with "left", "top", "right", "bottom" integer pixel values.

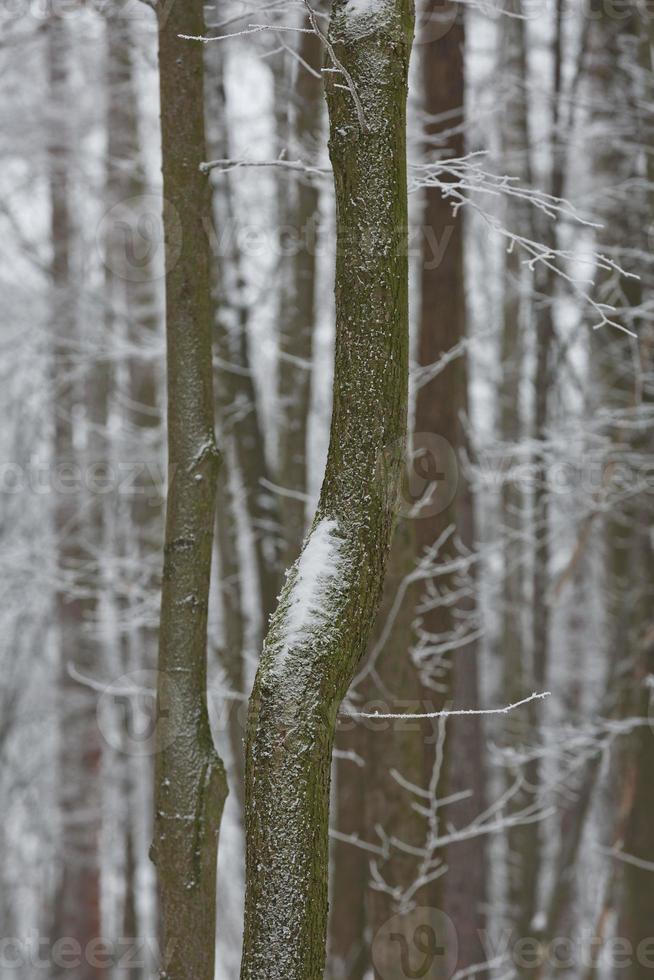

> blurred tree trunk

[
  {"left": 104, "top": 4, "right": 162, "bottom": 969},
  {"left": 496, "top": 0, "right": 540, "bottom": 944},
  {"left": 417, "top": 3, "right": 487, "bottom": 970},
  {"left": 588, "top": 10, "right": 654, "bottom": 972},
  {"left": 516, "top": 1, "right": 565, "bottom": 945},
  {"left": 48, "top": 11, "right": 105, "bottom": 976},
  {"left": 277, "top": 24, "right": 324, "bottom": 564},
  {"left": 240, "top": 2, "right": 414, "bottom": 975},
  {"left": 363, "top": 518, "right": 432, "bottom": 977},
  {"left": 328, "top": 732, "right": 370, "bottom": 980},
  {"left": 151, "top": 0, "right": 228, "bottom": 976},
  {"left": 587, "top": 9, "right": 654, "bottom": 975},
  {"left": 620, "top": 20, "right": 654, "bottom": 973},
  {"left": 205, "top": 38, "right": 281, "bottom": 639},
  {"left": 204, "top": 34, "right": 250, "bottom": 810}
]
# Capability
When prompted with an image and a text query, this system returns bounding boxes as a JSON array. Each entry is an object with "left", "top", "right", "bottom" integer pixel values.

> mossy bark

[
  {"left": 240, "top": 3, "right": 414, "bottom": 977},
  {"left": 151, "top": 2, "right": 228, "bottom": 978}
]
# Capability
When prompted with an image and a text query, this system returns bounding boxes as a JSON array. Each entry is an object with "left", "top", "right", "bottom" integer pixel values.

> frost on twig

[{"left": 342, "top": 689, "right": 551, "bottom": 720}]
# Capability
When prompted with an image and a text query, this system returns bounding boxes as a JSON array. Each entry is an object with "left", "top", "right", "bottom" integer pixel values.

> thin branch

[
  {"left": 342, "top": 690, "right": 551, "bottom": 720},
  {"left": 200, "top": 157, "right": 331, "bottom": 176},
  {"left": 302, "top": 0, "right": 369, "bottom": 133}
]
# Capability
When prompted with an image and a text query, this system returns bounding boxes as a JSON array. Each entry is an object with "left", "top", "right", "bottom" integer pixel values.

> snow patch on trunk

[
  {"left": 341, "top": 0, "right": 390, "bottom": 39},
  {"left": 272, "top": 518, "right": 344, "bottom": 672}
]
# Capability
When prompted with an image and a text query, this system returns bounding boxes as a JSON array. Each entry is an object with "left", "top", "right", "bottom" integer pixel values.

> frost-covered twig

[
  {"left": 302, "top": 0, "right": 369, "bottom": 133},
  {"left": 200, "top": 157, "right": 331, "bottom": 176},
  {"left": 342, "top": 690, "right": 550, "bottom": 720}
]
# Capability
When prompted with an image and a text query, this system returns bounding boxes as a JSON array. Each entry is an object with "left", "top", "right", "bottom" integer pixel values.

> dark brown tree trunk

[
  {"left": 151, "top": 2, "right": 228, "bottom": 977},
  {"left": 417, "top": 3, "right": 487, "bottom": 970}
]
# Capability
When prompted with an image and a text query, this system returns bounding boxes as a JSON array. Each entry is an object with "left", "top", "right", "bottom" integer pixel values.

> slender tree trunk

[
  {"left": 214, "top": 446, "right": 247, "bottom": 807},
  {"left": 204, "top": 35, "right": 249, "bottom": 809},
  {"left": 587, "top": 11, "right": 652, "bottom": 975},
  {"left": 48, "top": 12, "right": 105, "bottom": 976},
  {"left": 496, "top": 0, "right": 540, "bottom": 944},
  {"left": 240, "top": 3, "right": 414, "bottom": 975},
  {"left": 103, "top": 8, "right": 162, "bottom": 962},
  {"left": 364, "top": 519, "right": 433, "bottom": 975},
  {"left": 277, "top": 24, "right": 324, "bottom": 564},
  {"left": 417, "top": 3, "right": 487, "bottom": 969},
  {"left": 620, "top": 20, "right": 654, "bottom": 973},
  {"left": 151, "top": 2, "right": 228, "bottom": 977},
  {"left": 205, "top": 42, "right": 282, "bottom": 635},
  {"left": 328, "top": 731, "right": 370, "bottom": 980}
]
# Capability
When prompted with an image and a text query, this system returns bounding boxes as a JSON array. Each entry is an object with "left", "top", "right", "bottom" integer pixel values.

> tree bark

[
  {"left": 151, "top": 2, "right": 228, "bottom": 978},
  {"left": 240, "top": 3, "right": 414, "bottom": 976}
]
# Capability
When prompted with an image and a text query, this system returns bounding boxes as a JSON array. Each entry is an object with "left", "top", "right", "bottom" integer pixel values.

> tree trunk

[
  {"left": 205, "top": 41, "right": 282, "bottom": 636},
  {"left": 620, "top": 19, "right": 654, "bottom": 973},
  {"left": 240, "top": 3, "right": 414, "bottom": 975},
  {"left": 328, "top": 728, "right": 370, "bottom": 979},
  {"left": 103, "top": 6, "right": 162, "bottom": 960},
  {"left": 151, "top": 2, "right": 228, "bottom": 977},
  {"left": 48, "top": 12, "right": 105, "bottom": 976},
  {"left": 277, "top": 24, "right": 324, "bottom": 564},
  {"left": 417, "top": 3, "right": 487, "bottom": 969},
  {"left": 496, "top": 0, "right": 540, "bottom": 944},
  {"left": 364, "top": 519, "right": 432, "bottom": 975}
]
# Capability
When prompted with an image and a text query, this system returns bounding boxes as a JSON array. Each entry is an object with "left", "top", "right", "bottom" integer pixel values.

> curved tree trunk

[
  {"left": 240, "top": 3, "right": 414, "bottom": 976},
  {"left": 151, "top": 2, "right": 228, "bottom": 978}
]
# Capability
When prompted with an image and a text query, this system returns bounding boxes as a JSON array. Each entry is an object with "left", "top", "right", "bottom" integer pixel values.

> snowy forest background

[{"left": 1, "top": 0, "right": 653, "bottom": 976}]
